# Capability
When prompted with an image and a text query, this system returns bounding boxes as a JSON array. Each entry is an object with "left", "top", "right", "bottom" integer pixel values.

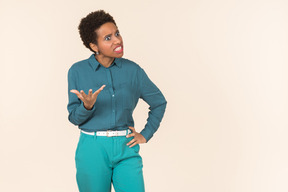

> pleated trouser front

[{"left": 75, "top": 131, "right": 145, "bottom": 192}]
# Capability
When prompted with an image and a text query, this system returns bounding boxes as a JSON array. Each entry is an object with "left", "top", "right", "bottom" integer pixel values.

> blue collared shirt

[{"left": 67, "top": 54, "right": 167, "bottom": 142}]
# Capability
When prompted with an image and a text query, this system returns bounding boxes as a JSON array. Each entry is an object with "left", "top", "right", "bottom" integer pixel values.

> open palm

[{"left": 70, "top": 85, "right": 106, "bottom": 110}]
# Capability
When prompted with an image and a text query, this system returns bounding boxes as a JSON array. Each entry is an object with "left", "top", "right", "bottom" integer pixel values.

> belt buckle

[{"left": 106, "top": 130, "right": 113, "bottom": 137}]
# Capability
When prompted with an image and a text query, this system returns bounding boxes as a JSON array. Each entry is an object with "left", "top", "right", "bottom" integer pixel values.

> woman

[{"left": 67, "top": 10, "right": 167, "bottom": 192}]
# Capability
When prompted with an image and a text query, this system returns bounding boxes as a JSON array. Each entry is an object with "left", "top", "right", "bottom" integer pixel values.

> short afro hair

[{"left": 78, "top": 10, "right": 117, "bottom": 53}]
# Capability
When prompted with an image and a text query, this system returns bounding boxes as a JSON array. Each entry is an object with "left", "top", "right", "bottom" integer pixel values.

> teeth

[{"left": 115, "top": 46, "right": 121, "bottom": 51}]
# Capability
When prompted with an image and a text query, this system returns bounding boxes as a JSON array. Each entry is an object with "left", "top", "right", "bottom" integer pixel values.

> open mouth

[{"left": 114, "top": 46, "right": 123, "bottom": 53}]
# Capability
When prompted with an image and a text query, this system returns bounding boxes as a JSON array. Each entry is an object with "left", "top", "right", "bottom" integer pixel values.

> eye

[
  {"left": 105, "top": 36, "right": 111, "bottom": 41},
  {"left": 115, "top": 31, "right": 120, "bottom": 36}
]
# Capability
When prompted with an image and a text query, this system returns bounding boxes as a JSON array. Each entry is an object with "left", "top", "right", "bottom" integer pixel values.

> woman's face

[{"left": 93, "top": 22, "right": 124, "bottom": 59}]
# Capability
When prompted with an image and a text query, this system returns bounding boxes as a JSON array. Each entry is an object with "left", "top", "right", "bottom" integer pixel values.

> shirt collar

[{"left": 88, "top": 54, "right": 122, "bottom": 71}]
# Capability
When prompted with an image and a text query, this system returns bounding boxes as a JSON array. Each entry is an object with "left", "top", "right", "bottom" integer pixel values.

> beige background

[{"left": 1, "top": 0, "right": 288, "bottom": 191}]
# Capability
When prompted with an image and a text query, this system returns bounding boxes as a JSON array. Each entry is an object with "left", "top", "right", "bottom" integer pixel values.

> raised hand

[{"left": 70, "top": 85, "right": 106, "bottom": 110}]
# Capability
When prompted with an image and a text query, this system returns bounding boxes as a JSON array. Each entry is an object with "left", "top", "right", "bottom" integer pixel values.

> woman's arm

[
  {"left": 67, "top": 67, "right": 102, "bottom": 125},
  {"left": 138, "top": 68, "right": 167, "bottom": 143}
]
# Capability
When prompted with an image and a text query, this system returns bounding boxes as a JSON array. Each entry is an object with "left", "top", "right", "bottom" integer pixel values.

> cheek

[
  {"left": 99, "top": 43, "right": 112, "bottom": 53},
  {"left": 119, "top": 37, "right": 123, "bottom": 43}
]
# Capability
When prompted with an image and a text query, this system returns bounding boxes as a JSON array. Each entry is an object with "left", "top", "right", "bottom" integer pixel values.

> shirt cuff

[
  {"left": 79, "top": 102, "right": 96, "bottom": 114},
  {"left": 140, "top": 129, "right": 153, "bottom": 143}
]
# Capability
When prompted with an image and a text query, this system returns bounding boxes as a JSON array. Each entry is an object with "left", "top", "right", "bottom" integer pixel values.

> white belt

[{"left": 81, "top": 129, "right": 131, "bottom": 137}]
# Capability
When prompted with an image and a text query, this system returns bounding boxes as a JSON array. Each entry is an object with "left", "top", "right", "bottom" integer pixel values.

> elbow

[
  {"left": 150, "top": 99, "right": 167, "bottom": 112},
  {"left": 162, "top": 100, "right": 167, "bottom": 113},
  {"left": 68, "top": 114, "right": 81, "bottom": 126},
  {"left": 160, "top": 99, "right": 167, "bottom": 115},
  {"left": 161, "top": 98, "right": 167, "bottom": 110},
  {"left": 164, "top": 99, "right": 167, "bottom": 107}
]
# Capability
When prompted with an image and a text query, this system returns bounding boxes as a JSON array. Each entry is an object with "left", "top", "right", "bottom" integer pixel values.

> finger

[
  {"left": 88, "top": 89, "right": 93, "bottom": 97},
  {"left": 99, "top": 85, "right": 106, "bottom": 90},
  {"left": 129, "top": 142, "right": 138, "bottom": 148},
  {"left": 70, "top": 89, "right": 80, "bottom": 95},
  {"left": 128, "top": 126, "right": 136, "bottom": 132},
  {"left": 126, "top": 133, "right": 135, "bottom": 138},
  {"left": 80, "top": 90, "right": 87, "bottom": 98},
  {"left": 126, "top": 138, "right": 136, "bottom": 146},
  {"left": 70, "top": 90, "right": 84, "bottom": 100},
  {"left": 93, "top": 85, "right": 106, "bottom": 96}
]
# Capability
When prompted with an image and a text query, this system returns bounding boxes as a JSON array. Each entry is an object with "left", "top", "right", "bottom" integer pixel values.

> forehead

[{"left": 96, "top": 22, "right": 118, "bottom": 37}]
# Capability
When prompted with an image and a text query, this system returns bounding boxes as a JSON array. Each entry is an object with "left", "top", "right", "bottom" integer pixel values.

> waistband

[{"left": 81, "top": 129, "right": 131, "bottom": 137}]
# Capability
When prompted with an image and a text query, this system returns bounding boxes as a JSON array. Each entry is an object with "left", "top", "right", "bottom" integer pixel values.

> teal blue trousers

[{"left": 75, "top": 130, "right": 145, "bottom": 192}]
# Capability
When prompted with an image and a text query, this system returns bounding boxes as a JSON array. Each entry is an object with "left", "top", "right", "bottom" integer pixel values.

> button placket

[{"left": 105, "top": 68, "right": 116, "bottom": 127}]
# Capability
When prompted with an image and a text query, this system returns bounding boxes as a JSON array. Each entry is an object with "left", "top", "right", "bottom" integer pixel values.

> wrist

[
  {"left": 84, "top": 103, "right": 93, "bottom": 110},
  {"left": 140, "top": 133, "right": 147, "bottom": 143}
]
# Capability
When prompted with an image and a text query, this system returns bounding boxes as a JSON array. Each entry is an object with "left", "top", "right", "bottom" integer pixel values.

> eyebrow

[{"left": 104, "top": 29, "right": 120, "bottom": 39}]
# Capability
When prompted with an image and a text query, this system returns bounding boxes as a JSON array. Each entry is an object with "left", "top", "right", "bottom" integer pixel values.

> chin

[{"left": 115, "top": 53, "right": 124, "bottom": 58}]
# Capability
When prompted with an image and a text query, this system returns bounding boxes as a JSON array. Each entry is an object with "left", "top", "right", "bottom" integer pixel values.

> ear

[{"left": 89, "top": 42, "right": 99, "bottom": 53}]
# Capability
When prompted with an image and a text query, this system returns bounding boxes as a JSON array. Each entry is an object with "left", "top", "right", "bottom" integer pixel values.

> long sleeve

[
  {"left": 138, "top": 68, "right": 167, "bottom": 142},
  {"left": 67, "top": 67, "right": 96, "bottom": 125}
]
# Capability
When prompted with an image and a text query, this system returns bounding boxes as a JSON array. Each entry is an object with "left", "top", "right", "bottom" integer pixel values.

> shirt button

[
  {"left": 112, "top": 94, "right": 115, "bottom": 97},
  {"left": 112, "top": 110, "right": 115, "bottom": 113}
]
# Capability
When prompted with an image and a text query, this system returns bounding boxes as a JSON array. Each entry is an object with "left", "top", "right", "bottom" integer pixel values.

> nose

[{"left": 114, "top": 36, "right": 122, "bottom": 44}]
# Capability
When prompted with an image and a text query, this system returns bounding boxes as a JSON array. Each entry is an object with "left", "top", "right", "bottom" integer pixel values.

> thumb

[{"left": 93, "top": 85, "right": 106, "bottom": 96}]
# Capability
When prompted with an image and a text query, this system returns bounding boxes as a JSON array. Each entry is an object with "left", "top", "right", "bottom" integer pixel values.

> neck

[{"left": 95, "top": 54, "right": 114, "bottom": 68}]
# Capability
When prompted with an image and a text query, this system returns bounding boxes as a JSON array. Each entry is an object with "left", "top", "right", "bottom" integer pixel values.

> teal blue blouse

[{"left": 67, "top": 54, "right": 167, "bottom": 142}]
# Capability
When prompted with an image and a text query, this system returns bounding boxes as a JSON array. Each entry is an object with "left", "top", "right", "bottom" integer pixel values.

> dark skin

[{"left": 70, "top": 22, "right": 147, "bottom": 147}]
